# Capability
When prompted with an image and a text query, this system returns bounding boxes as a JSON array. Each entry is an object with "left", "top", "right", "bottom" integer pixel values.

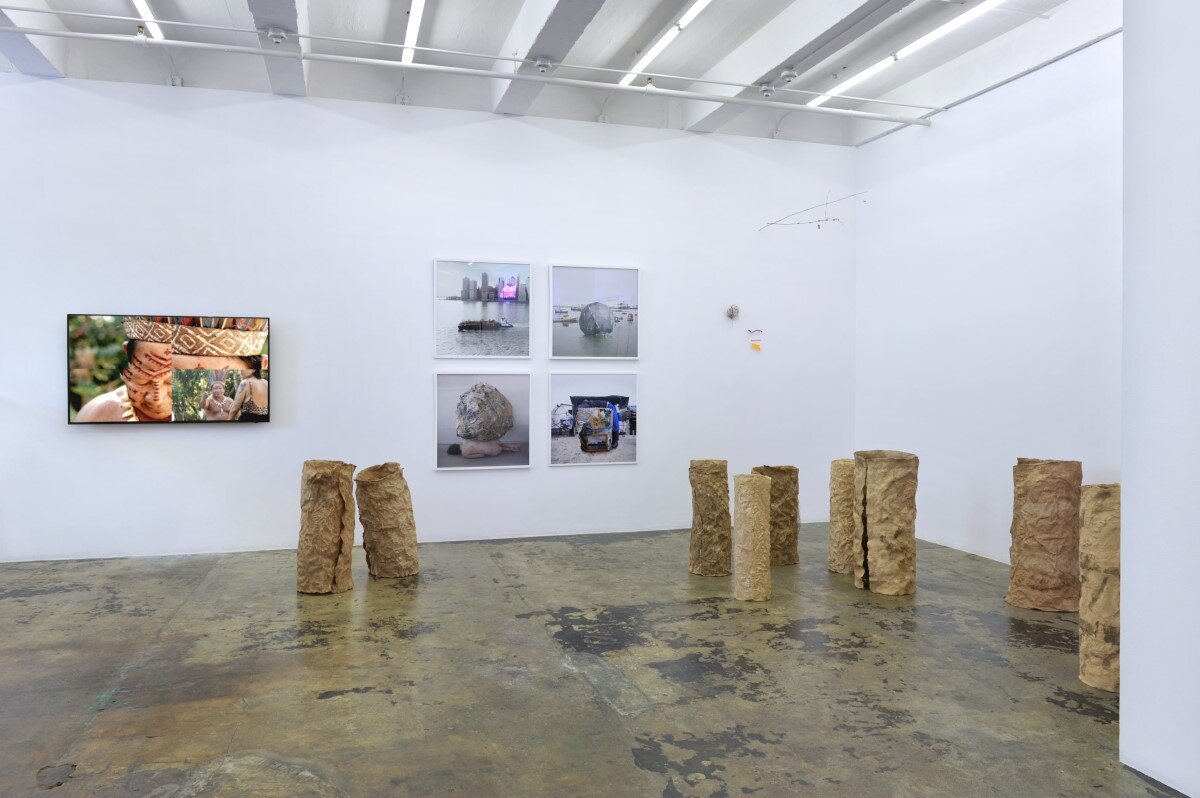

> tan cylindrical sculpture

[
  {"left": 1079, "top": 483, "right": 1120, "bottom": 692},
  {"left": 297, "top": 460, "right": 356, "bottom": 594},
  {"left": 354, "top": 463, "right": 419, "bottom": 579},
  {"left": 852, "top": 451, "right": 918, "bottom": 596},
  {"left": 751, "top": 465, "right": 800, "bottom": 566},
  {"left": 733, "top": 474, "right": 772, "bottom": 601},
  {"left": 688, "top": 459, "right": 731, "bottom": 576},
  {"left": 828, "top": 459, "right": 855, "bottom": 574},
  {"left": 1005, "top": 458, "right": 1083, "bottom": 612}
]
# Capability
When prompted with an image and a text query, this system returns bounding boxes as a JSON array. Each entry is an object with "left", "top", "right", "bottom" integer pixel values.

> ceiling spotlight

[
  {"left": 266, "top": 27, "right": 287, "bottom": 45},
  {"left": 758, "top": 83, "right": 775, "bottom": 98},
  {"left": 534, "top": 57, "right": 552, "bottom": 73},
  {"left": 780, "top": 69, "right": 797, "bottom": 84}
]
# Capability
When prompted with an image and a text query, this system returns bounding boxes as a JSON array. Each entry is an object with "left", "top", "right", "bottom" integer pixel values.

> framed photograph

[
  {"left": 549, "top": 373, "right": 637, "bottom": 467},
  {"left": 549, "top": 265, "right": 639, "bottom": 359},
  {"left": 68, "top": 315, "right": 270, "bottom": 424},
  {"left": 434, "top": 259, "right": 532, "bottom": 358},
  {"left": 435, "top": 372, "right": 531, "bottom": 470}
]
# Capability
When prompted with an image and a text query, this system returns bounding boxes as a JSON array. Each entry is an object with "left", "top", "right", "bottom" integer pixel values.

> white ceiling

[{"left": 0, "top": 0, "right": 1120, "bottom": 145}]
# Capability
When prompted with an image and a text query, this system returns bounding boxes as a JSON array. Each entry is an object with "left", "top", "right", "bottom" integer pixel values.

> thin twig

[{"left": 759, "top": 191, "right": 866, "bottom": 231}]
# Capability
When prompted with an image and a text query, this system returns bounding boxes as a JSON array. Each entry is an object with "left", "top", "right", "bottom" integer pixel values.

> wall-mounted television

[{"left": 68, "top": 315, "right": 270, "bottom": 424}]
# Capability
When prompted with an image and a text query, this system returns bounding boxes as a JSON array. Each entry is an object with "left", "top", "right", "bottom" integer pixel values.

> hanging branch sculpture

[{"left": 759, "top": 191, "right": 868, "bottom": 231}]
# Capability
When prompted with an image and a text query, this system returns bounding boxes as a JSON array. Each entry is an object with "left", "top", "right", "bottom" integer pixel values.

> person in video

[
  {"left": 228, "top": 356, "right": 269, "bottom": 422},
  {"left": 74, "top": 338, "right": 174, "bottom": 422},
  {"left": 201, "top": 380, "right": 234, "bottom": 421},
  {"left": 75, "top": 316, "right": 268, "bottom": 423}
]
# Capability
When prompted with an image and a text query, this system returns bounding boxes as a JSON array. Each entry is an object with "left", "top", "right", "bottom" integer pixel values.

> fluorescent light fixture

[
  {"left": 677, "top": 0, "right": 717, "bottom": 29},
  {"left": 618, "top": 0, "right": 713, "bottom": 87},
  {"left": 129, "top": 0, "right": 164, "bottom": 40},
  {"left": 401, "top": 0, "right": 426, "bottom": 65},
  {"left": 808, "top": 0, "right": 1006, "bottom": 107},
  {"left": 618, "top": 25, "right": 678, "bottom": 86},
  {"left": 897, "top": 0, "right": 1007, "bottom": 58}
]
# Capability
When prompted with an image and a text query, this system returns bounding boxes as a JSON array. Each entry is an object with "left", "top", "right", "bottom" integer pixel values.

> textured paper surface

[
  {"left": 751, "top": 465, "right": 799, "bottom": 566},
  {"left": 733, "top": 474, "right": 772, "bottom": 601},
  {"left": 688, "top": 459, "right": 731, "bottom": 576},
  {"left": 1005, "top": 458, "right": 1082, "bottom": 612},
  {"left": 297, "top": 460, "right": 356, "bottom": 594},
  {"left": 828, "top": 459, "right": 855, "bottom": 574},
  {"left": 1079, "top": 483, "right": 1120, "bottom": 691},
  {"left": 853, "top": 451, "right": 918, "bottom": 596},
  {"left": 455, "top": 383, "right": 515, "bottom": 441},
  {"left": 355, "top": 462, "right": 420, "bottom": 579}
]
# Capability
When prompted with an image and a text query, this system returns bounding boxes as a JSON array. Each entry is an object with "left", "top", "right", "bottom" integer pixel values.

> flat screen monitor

[{"left": 68, "top": 315, "right": 270, "bottom": 424}]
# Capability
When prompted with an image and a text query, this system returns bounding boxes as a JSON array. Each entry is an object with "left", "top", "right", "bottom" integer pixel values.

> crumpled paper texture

[
  {"left": 828, "top": 459, "right": 855, "bottom": 574},
  {"left": 297, "top": 460, "right": 356, "bottom": 594},
  {"left": 355, "top": 462, "right": 420, "bottom": 579},
  {"left": 688, "top": 459, "right": 731, "bottom": 576},
  {"left": 751, "top": 465, "right": 800, "bottom": 566},
  {"left": 1005, "top": 458, "right": 1082, "bottom": 612},
  {"left": 1079, "top": 483, "right": 1120, "bottom": 691},
  {"left": 455, "top": 383, "right": 515, "bottom": 441},
  {"left": 733, "top": 474, "right": 772, "bottom": 601},
  {"left": 853, "top": 451, "right": 918, "bottom": 596},
  {"left": 579, "top": 302, "right": 614, "bottom": 335}
]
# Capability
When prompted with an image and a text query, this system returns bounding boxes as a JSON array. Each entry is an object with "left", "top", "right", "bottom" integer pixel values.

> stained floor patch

[{"left": 0, "top": 529, "right": 1181, "bottom": 797}]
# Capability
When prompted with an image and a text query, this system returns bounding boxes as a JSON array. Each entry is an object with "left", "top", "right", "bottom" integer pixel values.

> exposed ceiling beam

[
  {"left": 848, "top": 0, "right": 1119, "bottom": 145},
  {"left": 491, "top": 0, "right": 605, "bottom": 116},
  {"left": 0, "top": 6, "right": 63, "bottom": 77},
  {"left": 246, "top": 0, "right": 307, "bottom": 96},
  {"left": 682, "top": 0, "right": 918, "bottom": 133}
]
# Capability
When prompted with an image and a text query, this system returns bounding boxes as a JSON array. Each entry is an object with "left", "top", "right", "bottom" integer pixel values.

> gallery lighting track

[
  {"left": 617, "top": 0, "right": 716, "bottom": 87},
  {"left": 0, "top": 23, "right": 934, "bottom": 127},
  {"left": 808, "top": 0, "right": 1008, "bottom": 108},
  {"left": 0, "top": 3, "right": 947, "bottom": 114}
]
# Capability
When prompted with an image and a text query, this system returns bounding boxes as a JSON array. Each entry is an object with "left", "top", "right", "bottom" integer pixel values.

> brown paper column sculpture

[
  {"left": 1005, "top": 458, "right": 1083, "bottom": 611},
  {"left": 751, "top": 465, "right": 800, "bottom": 565},
  {"left": 297, "top": 460, "right": 356, "bottom": 594},
  {"left": 1079, "top": 483, "right": 1120, "bottom": 691},
  {"left": 688, "top": 459, "right": 731, "bottom": 576},
  {"left": 852, "top": 451, "right": 919, "bottom": 596},
  {"left": 733, "top": 474, "right": 772, "bottom": 601},
  {"left": 828, "top": 459, "right": 855, "bottom": 574},
  {"left": 354, "top": 463, "right": 420, "bottom": 579}
]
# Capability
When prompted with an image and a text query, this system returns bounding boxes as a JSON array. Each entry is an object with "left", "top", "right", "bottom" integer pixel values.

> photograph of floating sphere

[
  {"left": 434, "top": 372, "right": 531, "bottom": 470},
  {"left": 549, "top": 372, "right": 637, "bottom": 467},
  {"left": 550, "top": 265, "right": 639, "bottom": 359},
  {"left": 434, "top": 260, "right": 531, "bottom": 358}
]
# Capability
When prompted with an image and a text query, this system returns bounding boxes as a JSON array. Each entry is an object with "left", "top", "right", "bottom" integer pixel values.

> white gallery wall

[
  {"left": 854, "top": 34, "right": 1123, "bottom": 563},
  {"left": 1120, "top": 0, "right": 1200, "bottom": 794},
  {"left": 0, "top": 74, "right": 856, "bottom": 561}
]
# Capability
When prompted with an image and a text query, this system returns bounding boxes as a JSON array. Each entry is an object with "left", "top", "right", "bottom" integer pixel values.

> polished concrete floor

[{"left": 0, "top": 526, "right": 1180, "bottom": 797}]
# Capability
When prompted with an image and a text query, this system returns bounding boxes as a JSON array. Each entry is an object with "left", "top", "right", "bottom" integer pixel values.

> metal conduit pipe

[
  {"left": 0, "top": 25, "right": 933, "bottom": 127},
  {"left": 0, "top": 3, "right": 946, "bottom": 113}
]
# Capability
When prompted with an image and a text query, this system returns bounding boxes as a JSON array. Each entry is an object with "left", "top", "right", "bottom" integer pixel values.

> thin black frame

[{"left": 66, "top": 314, "right": 272, "bottom": 425}]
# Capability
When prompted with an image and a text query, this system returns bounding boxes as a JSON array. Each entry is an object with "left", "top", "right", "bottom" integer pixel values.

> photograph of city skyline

[{"left": 434, "top": 260, "right": 531, "bottom": 358}]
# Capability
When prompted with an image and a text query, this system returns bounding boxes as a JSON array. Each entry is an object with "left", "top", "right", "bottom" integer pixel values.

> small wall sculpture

[
  {"left": 828, "top": 458, "right": 855, "bottom": 574},
  {"left": 751, "top": 465, "right": 800, "bottom": 565},
  {"left": 853, "top": 450, "right": 919, "bottom": 596},
  {"left": 1079, "top": 483, "right": 1120, "bottom": 692},
  {"left": 733, "top": 473, "right": 772, "bottom": 601},
  {"left": 297, "top": 459, "right": 356, "bottom": 594},
  {"left": 688, "top": 459, "right": 732, "bottom": 576},
  {"left": 354, "top": 462, "right": 420, "bottom": 579},
  {"left": 1005, "top": 458, "right": 1083, "bottom": 612}
]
